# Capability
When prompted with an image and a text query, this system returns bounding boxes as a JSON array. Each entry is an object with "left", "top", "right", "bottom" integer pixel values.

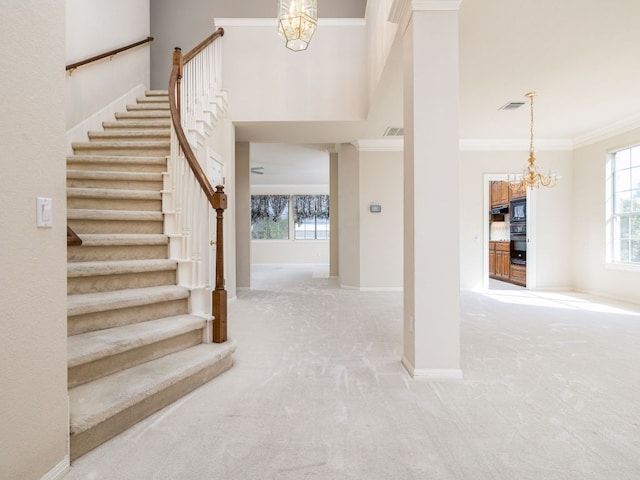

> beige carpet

[{"left": 65, "top": 264, "right": 640, "bottom": 479}]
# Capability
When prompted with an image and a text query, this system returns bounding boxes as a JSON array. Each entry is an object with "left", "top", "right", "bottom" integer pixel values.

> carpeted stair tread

[
  {"left": 87, "top": 130, "right": 170, "bottom": 140},
  {"left": 102, "top": 120, "right": 171, "bottom": 129},
  {"left": 67, "top": 315, "right": 206, "bottom": 368},
  {"left": 67, "top": 155, "right": 167, "bottom": 165},
  {"left": 67, "top": 285, "right": 189, "bottom": 317},
  {"left": 67, "top": 170, "right": 162, "bottom": 181},
  {"left": 72, "top": 140, "right": 170, "bottom": 150},
  {"left": 115, "top": 111, "right": 171, "bottom": 119},
  {"left": 69, "top": 341, "right": 236, "bottom": 435},
  {"left": 71, "top": 234, "right": 168, "bottom": 247},
  {"left": 67, "top": 187, "right": 161, "bottom": 200},
  {"left": 136, "top": 96, "right": 169, "bottom": 103},
  {"left": 145, "top": 89, "right": 169, "bottom": 96},
  {"left": 67, "top": 209, "right": 163, "bottom": 222},
  {"left": 126, "top": 103, "right": 170, "bottom": 111},
  {"left": 68, "top": 259, "right": 177, "bottom": 278}
]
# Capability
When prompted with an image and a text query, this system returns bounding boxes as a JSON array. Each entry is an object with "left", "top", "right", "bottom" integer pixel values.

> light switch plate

[{"left": 37, "top": 197, "right": 53, "bottom": 227}]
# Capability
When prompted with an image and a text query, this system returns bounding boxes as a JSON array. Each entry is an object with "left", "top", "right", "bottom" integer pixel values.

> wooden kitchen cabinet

[
  {"left": 510, "top": 264, "right": 526, "bottom": 286},
  {"left": 489, "top": 245, "right": 496, "bottom": 277},
  {"left": 491, "top": 181, "right": 509, "bottom": 207},
  {"left": 509, "top": 181, "right": 527, "bottom": 200},
  {"left": 489, "top": 241, "right": 510, "bottom": 281}
]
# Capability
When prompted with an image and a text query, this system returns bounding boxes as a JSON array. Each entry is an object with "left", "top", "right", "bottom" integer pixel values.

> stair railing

[{"left": 167, "top": 27, "right": 227, "bottom": 343}]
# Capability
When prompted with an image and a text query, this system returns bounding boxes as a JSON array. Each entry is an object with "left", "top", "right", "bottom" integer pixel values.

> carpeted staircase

[{"left": 66, "top": 90, "right": 235, "bottom": 460}]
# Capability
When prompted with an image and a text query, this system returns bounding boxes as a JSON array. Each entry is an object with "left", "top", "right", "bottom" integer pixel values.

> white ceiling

[
  {"left": 250, "top": 143, "right": 330, "bottom": 185},
  {"left": 240, "top": 0, "right": 640, "bottom": 184}
]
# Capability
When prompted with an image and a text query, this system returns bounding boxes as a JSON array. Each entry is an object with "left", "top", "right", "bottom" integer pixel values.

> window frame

[
  {"left": 250, "top": 194, "right": 330, "bottom": 242},
  {"left": 606, "top": 143, "right": 640, "bottom": 267}
]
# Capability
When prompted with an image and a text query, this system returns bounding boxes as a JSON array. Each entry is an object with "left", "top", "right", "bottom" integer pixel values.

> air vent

[
  {"left": 383, "top": 126, "right": 404, "bottom": 137},
  {"left": 499, "top": 102, "right": 525, "bottom": 110}
]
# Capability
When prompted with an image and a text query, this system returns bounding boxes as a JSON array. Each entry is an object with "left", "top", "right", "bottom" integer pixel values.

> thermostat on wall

[{"left": 369, "top": 204, "right": 382, "bottom": 213}]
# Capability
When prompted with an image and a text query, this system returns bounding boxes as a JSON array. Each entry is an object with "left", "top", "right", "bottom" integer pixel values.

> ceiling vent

[
  {"left": 499, "top": 101, "right": 525, "bottom": 111},
  {"left": 383, "top": 126, "right": 404, "bottom": 137}
]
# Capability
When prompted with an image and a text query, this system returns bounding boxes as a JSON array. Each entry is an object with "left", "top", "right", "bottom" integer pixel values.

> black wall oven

[
  {"left": 510, "top": 223, "right": 526, "bottom": 265},
  {"left": 510, "top": 198, "right": 527, "bottom": 265},
  {"left": 510, "top": 198, "right": 526, "bottom": 223}
]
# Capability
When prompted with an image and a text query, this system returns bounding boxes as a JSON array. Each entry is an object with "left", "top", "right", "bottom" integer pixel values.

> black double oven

[{"left": 509, "top": 198, "right": 526, "bottom": 265}]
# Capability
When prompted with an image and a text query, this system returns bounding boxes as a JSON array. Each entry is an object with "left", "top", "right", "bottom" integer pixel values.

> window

[
  {"left": 293, "top": 195, "right": 330, "bottom": 239},
  {"left": 251, "top": 195, "right": 290, "bottom": 240},
  {"left": 607, "top": 145, "right": 640, "bottom": 264}
]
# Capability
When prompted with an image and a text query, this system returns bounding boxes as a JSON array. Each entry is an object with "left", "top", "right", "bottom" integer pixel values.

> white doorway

[{"left": 483, "top": 173, "right": 536, "bottom": 290}]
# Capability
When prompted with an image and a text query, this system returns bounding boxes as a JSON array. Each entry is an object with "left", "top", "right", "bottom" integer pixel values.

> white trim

[
  {"left": 460, "top": 138, "right": 573, "bottom": 151},
  {"left": 352, "top": 138, "right": 404, "bottom": 151},
  {"left": 216, "top": 18, "right": 365, "bottom": 28},
  {"left": 573, "top": 287, "right": 640, "bottom": 308},
  {"left": 573, "top": 112, "right": 640, "bottom": 149},
  {"left": 402, "top": 356, "right": 463, "bottom": 379},
  {"left": 605, "top": 262, "right": 640, "bottom": 273},
  {"left": 40, "top": 457, "right": 70, "bottom": 480},
  {"left": 352, "top": 138, "right": 576, "bottom": 152},
  {"left": 65, "top": 83, "right": 146, "bottom": 155},
  {"left": 412, "top": 0, "right": 463, "bottom": 11}
]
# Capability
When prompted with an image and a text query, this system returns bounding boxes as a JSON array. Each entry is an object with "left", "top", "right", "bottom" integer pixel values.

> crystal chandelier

[
  {"left": 511, "top": 92, "right": 560, "bottom": 190},
  {"left": 277, "top": 0, "right": 318, "bottom": 52}
]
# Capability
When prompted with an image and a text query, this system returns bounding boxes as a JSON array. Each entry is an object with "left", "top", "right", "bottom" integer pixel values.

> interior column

[
  {"left": 399, "top": 1, "right": 462, "bottom": 377},
  {"left": 329, "top": 148, "right": 339, "bottom": 278}
]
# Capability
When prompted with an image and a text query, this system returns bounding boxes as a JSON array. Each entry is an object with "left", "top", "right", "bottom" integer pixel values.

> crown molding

[
  {"left": 352, "top": 139, "right": 404, "bottom": 151},
  {"left": 352, "top": 138, "right": 574, "bottom": 152},
  {"left": 572, "top": 113, "right": 640, "bottom": 149},
  {"left": 215, "top": 18, "right": 365, "bottom": 28}
]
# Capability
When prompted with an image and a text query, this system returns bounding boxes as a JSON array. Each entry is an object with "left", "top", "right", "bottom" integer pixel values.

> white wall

[
  {"left": 150, "top": 0, "right": 219, "bottom": 90},
  {"left": 0, "top": 2, "right": 69, "bottom": 478},
  {"left": 459, "top": 149, "right": 573, "bottom": 291},
  {"left": 338, "top": 143, "right": 361, "bottom": 287},
  {"left": 358, "top": 150, "right": 403, "bottom": 289},
  {"left": 217, "top": 20, "right": 367, "bottom": 123},
  {"left": 66, "top": 0, "right": 150, "bottom": 131},
  {"left": 365, "top": 0, "right": 397, "bottom": 102},
  {"left": 573, "top": 127, "right": 640, "bottom": 304},
  {"left": 235, "top": 142, "right": 251, "bottom": 287}
]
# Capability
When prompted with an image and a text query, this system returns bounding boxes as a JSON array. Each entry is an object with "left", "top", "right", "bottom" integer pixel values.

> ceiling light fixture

[
  {"left": 511, "top": 92, "right": 560, "bottom": 190},
  {"left": 277, "top": 0, "right": 318, "bottom": 52}
]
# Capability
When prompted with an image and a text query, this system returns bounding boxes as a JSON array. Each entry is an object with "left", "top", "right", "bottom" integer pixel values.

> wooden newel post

[{"left": 212, "top": 185, "right": 228, "bottom": 343}]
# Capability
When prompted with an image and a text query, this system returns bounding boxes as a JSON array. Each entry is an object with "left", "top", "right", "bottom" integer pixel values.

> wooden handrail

[
  {"left": 66, "top": 36, "right": 153, "bottom": 72},
  {"left": 67, "top": 226, "right": 82, "bottom": 246},
  {"left": 183, "top": 28, "right": 225, "bottom": 64},
  {"left": 168, "top": 27, "right": 228, "bottom": 343}
]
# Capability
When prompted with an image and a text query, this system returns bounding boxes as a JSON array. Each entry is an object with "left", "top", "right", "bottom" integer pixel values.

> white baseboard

[
  {"left": 65, "top": 83, "right": 147, "bottom": 154},
  {"left": 402, "top": 356, "right": 463, "bottom": 380},
  {"left": 41, "top": 456, "right": 69, "bottom": 480}
]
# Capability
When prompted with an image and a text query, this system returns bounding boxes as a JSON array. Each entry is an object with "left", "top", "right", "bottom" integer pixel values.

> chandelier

[
  {"left": 511, "top": 92, "right": 560, "bottom": 190},
  {"left": 277, "top": 0, "right": 318, "bottom": 52}
]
